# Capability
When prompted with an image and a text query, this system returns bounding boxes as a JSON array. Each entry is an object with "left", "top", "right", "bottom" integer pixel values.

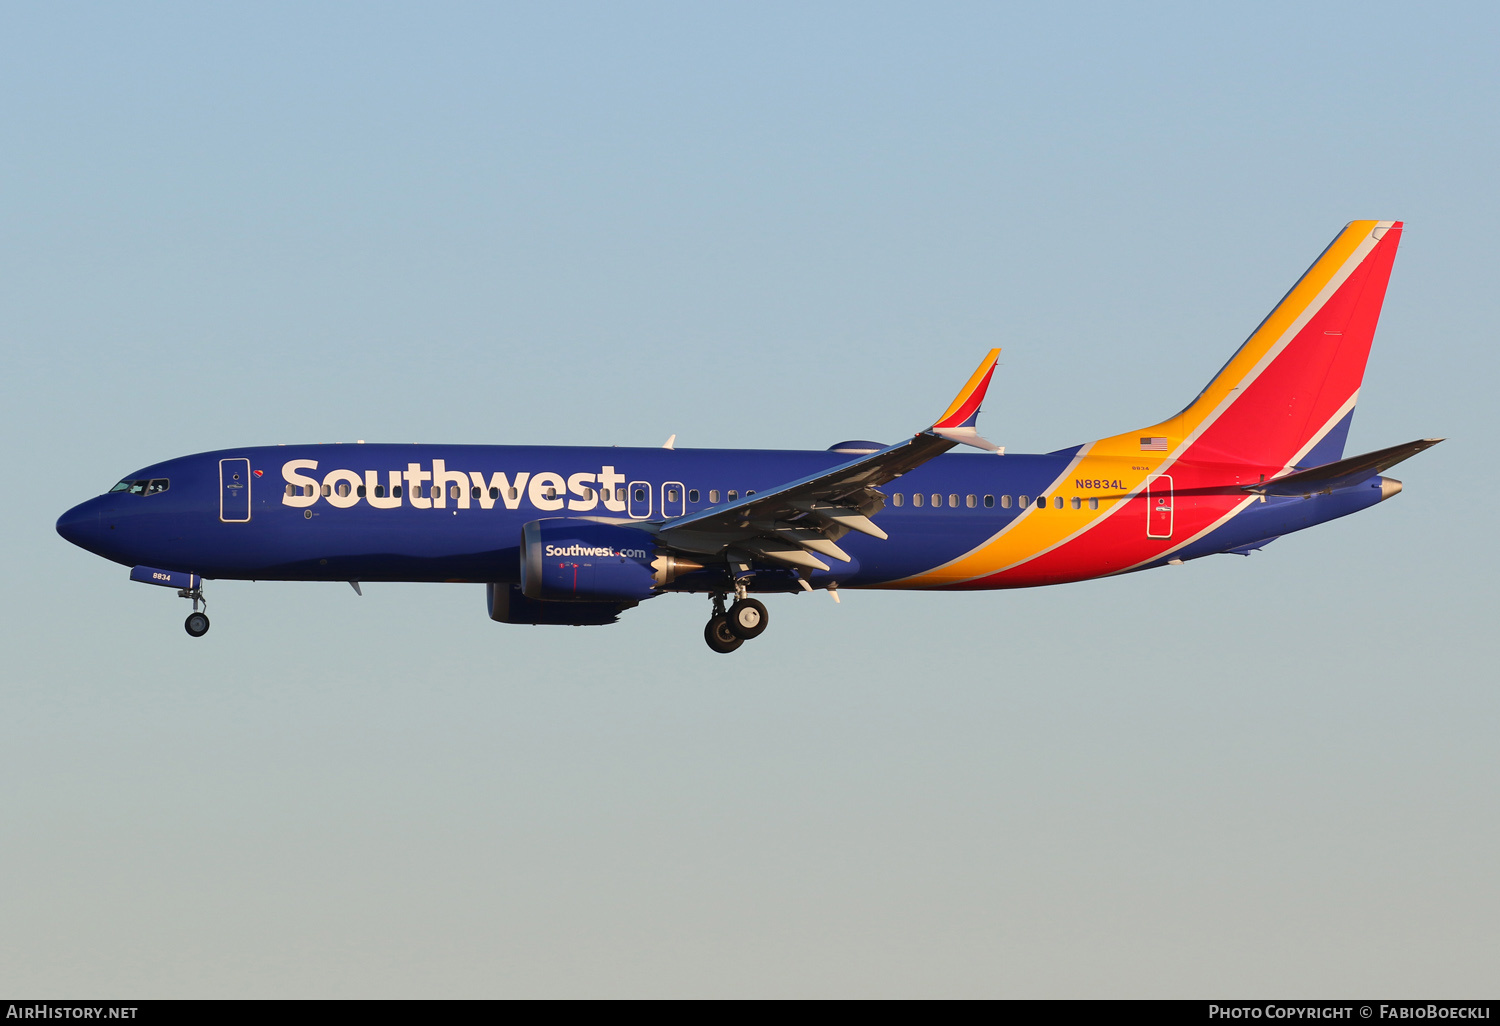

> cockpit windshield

[{"left": 109, "top": 478, "right": 169, "bottom": 496}]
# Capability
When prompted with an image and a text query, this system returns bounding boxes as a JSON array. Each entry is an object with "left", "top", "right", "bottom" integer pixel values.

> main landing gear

[
  {"left": 179, "top": 585, "right": 210, "bottom": 638},
  {"left": 704, "top": 593, "right": 769, "bottom": 654}
]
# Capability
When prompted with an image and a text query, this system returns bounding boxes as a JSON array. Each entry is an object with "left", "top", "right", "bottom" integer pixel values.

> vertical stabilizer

[{"left": 1100, "top": 220, "right": 1403, "bottom": 471}]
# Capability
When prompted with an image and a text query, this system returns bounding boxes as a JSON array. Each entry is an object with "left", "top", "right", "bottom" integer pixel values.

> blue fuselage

[{"left": 56, "top": 442, "right": 1387, "bottom": 592}]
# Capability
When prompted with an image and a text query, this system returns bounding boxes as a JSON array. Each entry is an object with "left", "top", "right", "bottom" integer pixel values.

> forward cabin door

[
  {"left": 220, "top": 458, "right": 252, "bottom": 522},
  {"left": 1146, "top": 474, "right": 1173, "bottom": 539}
]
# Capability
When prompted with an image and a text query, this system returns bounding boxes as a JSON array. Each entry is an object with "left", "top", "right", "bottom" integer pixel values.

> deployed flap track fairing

[{"left": 56, "top": 222, "right": 1439, "bottom": 652}]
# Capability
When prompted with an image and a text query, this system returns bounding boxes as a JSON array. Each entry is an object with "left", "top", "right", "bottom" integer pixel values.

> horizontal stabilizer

[{"left": 1247, "top": 438, "right": 1443, "bottom": 496}]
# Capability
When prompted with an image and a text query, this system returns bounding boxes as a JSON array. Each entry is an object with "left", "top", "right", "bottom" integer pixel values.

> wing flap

[{"left": 643, "top": 350, "right": 1003, "bottom": 573}]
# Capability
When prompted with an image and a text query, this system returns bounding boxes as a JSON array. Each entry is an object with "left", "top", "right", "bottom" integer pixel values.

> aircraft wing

[{"left": 636, "top": 350, "right": 1001, "bottom": 572}]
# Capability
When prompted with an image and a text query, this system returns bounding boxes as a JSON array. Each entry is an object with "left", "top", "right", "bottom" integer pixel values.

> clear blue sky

[{"left": 2, "top": 1, "right": 1495, "bottom": 997}]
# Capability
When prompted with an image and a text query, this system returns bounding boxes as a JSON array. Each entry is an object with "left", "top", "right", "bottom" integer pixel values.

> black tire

[
  {"left": 704, "top": 613, "right": 743, "bottom": 653},
  {"left": 727, "top": 599, "right": 768, "bottom": 640},
  {"left": 184, "top": 612, "right": 210, "bottom": 638}
]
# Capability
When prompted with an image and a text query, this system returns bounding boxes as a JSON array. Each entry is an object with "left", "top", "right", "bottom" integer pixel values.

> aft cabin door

[
  {"left": 220, "top": 458, "right": 252, "bottom": 522},
  {"left": 1146, "top": 475, "right": 1173, "bottom": 539}
]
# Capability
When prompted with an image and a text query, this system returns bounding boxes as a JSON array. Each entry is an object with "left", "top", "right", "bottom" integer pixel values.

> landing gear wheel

[
  {"left": 704, "top": 613, "right": 744, "bottom": 654},
  {"left": 727, "top": 599, "right": 768, "bottom": 640},
  {"left": 184, "top": 612, "right": 210, "bottom": 638}
]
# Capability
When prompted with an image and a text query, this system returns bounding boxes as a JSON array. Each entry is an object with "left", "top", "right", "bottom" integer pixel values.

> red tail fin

[{"left": 1111, "top": 221, "right": 1403, "bottom": 471}]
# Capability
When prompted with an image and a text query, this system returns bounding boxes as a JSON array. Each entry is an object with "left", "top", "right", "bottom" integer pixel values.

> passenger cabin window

[
  {"left": 747, "top": 490, "right": 756, "bottom": 496},
  {"left": 984, "top": 495, "right": 994, "bottom": 508},
  {"left": 913, "top": 493, "right": 924, "bottom": 508},
  {"left": 321, "top": 484, "right": 331, "bottom": 497},
  {"left": 285, "top": 483, "right": 295, "bottom": 497},
  {"left": 966, "top": 494, "right": 977, "bottom": 508},
  {"left": 709, "top": 489, "right": 720, "bottom": 503},
  {"left": 1001, "top": 495, "right": 1012, "bottom": 508},
  {"left": 393, "top": 485, "right": 404, "bottom": 498},
  {"left": 1089, "top": 497, "right": 1099, "bottom": 510},
  {"left": 893, "top": 493, "right": 904, "bottom": 507},
  {"left": 930, "top": 493, "right": 941, "bottom": 507},
  {"left": 727, "top": 490, "right": 738, "bottom": 501},
  {"left": 489, "top": 487, "right": 499, "bottom": 499},
  {"left": 336, "top": 482, "right": 351, "bottom": 498},
  {"left": 1018, "top": 496, "right": 1030, "bottom": 508},
  {"left": 1054, "top": 496, "right": 1064, "bottom": 509},
  {"left": 632, "top": 487, "right": 646, "bottom": 502},
  {"left": 689, "top": 489, "right": 699, "bottom": 503},
  {"left": 1071, "top": 496, "right": 1081, "bottom": 509},
  {"left": 666, "top": 487, "right": 680, "bottom": 502}
]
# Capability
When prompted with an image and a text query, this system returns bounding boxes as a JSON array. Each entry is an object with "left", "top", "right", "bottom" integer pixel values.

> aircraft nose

[{"left": 56, "top": 501, "right": 100, "bottom": 550}]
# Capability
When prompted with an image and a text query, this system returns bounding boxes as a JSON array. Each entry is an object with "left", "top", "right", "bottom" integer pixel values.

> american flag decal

[{"left": 1139, "top": 436, "right": 1168, "bottom": 451}]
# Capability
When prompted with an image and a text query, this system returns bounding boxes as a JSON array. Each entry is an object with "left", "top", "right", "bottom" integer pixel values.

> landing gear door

[
  {"left": 628, "top": 480, "right": 652, "bottom": 519},
  {"left": 661, "top": 481, "right": 685, "bottom": 519},
  {"left": 220, "top": 458, "right": 252, "bottom": 522},
  {"left": 1146, "top": 474, "right": 1173, "bottom": 539}
]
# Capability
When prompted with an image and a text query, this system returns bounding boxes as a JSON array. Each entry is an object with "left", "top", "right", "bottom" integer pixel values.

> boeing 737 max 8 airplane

[{"left": 57, "top": 220, "right": 1440, "bottom": 652}]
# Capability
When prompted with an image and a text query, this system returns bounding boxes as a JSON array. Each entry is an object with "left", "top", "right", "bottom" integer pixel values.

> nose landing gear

[
  {"left": 703, "top": 594, "right": 770, "bottom": 653},
  {"left": 178, "top": 585, "right": 210, "bottom": 638}
]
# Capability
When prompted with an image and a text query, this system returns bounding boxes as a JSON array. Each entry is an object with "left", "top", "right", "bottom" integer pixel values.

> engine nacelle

[{"left": 521, "top": 519, "right": 694, "bottom": 603}]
